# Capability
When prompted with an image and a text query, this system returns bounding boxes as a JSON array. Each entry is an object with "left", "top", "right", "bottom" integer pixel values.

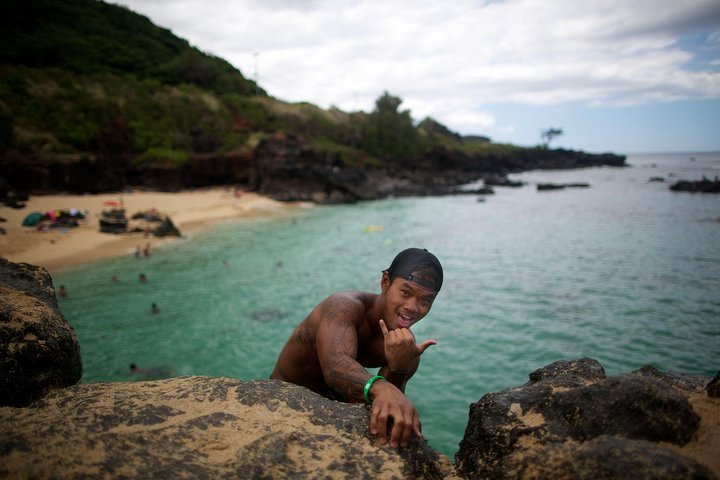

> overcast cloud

[{"left": 114, "top": 0, "right": 720, "bottom": 151}]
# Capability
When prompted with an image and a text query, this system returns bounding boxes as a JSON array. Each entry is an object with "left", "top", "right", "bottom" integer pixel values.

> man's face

[{"left": 382, "top": 273, "right": 436, "bottom": 330}]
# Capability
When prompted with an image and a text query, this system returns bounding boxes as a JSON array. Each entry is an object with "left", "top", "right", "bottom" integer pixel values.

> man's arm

[
  {"left": 314, "top": 295, "right": 371, "bottom": 401},
  {"left": 378, "top": 365, "right": 415, "bottom": 392},
  {"left": 313, "top": 296, "right": 421, "bottom": 448}
]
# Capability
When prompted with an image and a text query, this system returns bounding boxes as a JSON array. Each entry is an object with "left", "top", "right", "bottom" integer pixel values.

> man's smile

[{"left": 397, "top": 312, "right": 414, "bottom": 329}]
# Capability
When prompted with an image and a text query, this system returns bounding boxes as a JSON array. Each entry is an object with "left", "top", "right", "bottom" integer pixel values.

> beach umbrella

[{"left": 22, "top": 212, "right": 45, "bottom": 227}]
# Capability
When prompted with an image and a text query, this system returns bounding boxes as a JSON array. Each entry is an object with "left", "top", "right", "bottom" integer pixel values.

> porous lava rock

[
  {"left": 0, "top": 377, "right": 453, "bottom": 479},
  {"left": 455, "top": 357, "right": 717, "bottom": 479},
  {"left": 3, "top": 258, "right": 718, "bottom": 479},
  {"left": 0, "top": 258, "right": 82, "bottom": 407},
  {"left": 707, "top": 371, "right": 720, "bottom": 398}
]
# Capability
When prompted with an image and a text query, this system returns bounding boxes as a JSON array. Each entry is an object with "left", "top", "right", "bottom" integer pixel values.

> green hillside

[
  {"left": 0, "top": 0, "right": 624, "bottom": 198},
  {"left": 0, "top": 0, "right": 495, "bottom": 164},
  {"left": 0, "top": 0, "right": 260, "bottom": 95}
]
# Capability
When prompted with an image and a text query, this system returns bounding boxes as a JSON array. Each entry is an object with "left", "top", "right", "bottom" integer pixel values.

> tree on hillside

[
  {"left": 360, "top": 91, "right": 423, "bottom": 161},
  {"left": 541, "top": 127, "right": 563, "bottom": 148}
]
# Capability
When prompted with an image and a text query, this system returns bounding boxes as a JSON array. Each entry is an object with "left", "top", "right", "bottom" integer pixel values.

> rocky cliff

[
  {"left": 1, "top": 258, "right": 717, "bottom": 479},
  {"left": 248, "top": 135, "right": 627, "bottom": 204},
  {"left": 1, "top": 133, "right": 626, "bottom": 205}
]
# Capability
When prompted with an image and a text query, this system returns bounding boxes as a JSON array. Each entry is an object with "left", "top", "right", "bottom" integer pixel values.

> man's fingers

[
  {"left": 417, "top": 339, "right": 437, "bottom": 354},
  {"left": 376, "top": 410, "right": 389, "bottom": 445},
  {"left": 399, "top": 416, "right": 414, "bottom": 448},
  {"left": 370, "top": 407, "right": 379, "bottom": 435},
  {"left": 413, "top": 412, "right": 423, "bottom": 438},
  {"left": 379, "top": 319, "right": 389, "bottom": 336}
]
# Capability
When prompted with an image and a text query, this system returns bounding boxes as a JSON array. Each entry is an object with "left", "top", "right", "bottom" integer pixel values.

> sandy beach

[{"left": 0, "top": 188, "right": 309, "bottom": 274}]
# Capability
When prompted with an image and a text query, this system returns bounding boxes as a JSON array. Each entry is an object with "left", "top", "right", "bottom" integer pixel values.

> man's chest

[{"left": 356, "top": 334, "right": 386, "bottom": 368}]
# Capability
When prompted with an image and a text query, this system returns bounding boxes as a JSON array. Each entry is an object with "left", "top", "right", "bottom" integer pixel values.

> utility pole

[{"left": 253, "top": 52, "right": 259, "bottom": 96}]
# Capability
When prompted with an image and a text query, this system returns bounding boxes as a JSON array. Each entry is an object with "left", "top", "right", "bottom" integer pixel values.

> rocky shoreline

[
  {"left": 1, "top": 258, "right": 717, "bottom": 479},
  {"left": 1, "top": 137, "right": 626, "bottom": 205}
]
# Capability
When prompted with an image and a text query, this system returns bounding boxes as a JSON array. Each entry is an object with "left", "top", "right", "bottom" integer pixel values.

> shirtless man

[{"left": 271, "top": 248, "right": 443, "bottom": 448}]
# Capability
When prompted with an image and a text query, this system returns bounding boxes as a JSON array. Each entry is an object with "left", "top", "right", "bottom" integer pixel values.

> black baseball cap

[{"left": 385, "top": 248, "right": 443, "bottom": 293}]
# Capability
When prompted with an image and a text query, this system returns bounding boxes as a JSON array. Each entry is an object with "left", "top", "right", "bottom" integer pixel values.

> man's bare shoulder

[{"left": 315, "top": 290, "right": 377, "bottom": 325}]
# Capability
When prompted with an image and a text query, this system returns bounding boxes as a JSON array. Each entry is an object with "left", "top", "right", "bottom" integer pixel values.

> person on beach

[{"left": 270, "top": 248, "right": 443, "bottom": 449}]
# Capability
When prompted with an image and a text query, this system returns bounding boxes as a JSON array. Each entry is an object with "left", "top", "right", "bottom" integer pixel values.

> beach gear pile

[
  {"left": 98, "top": 207, "right": 181, "bottom": 237},
  {"left": 99, "top": 209, "right": 128, "bottom": 234},
  {"left": 22, "top": 209, "right": 87, "bottom": 230}
]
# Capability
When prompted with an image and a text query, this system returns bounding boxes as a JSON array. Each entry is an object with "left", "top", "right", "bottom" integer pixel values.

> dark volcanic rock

[
  {"left": 153, "top": 216, "right": 181, "bottom": 237},
  {"left": 633, "top": 364, "right": 711, "bottom": 393},
  {"left": 497, "top": 435, "right": 714, "bottom": 480},
  {"left": 537, "top": 183, "right": 566, "bottom": 190},
  {"left": 251, "top": 135, "right": 372, "bottom": 204},
  {"left": 527, "top": 357, "right": 607, "bottom": 384},
  {"left": 455, "top": 358, "right": 714, "bottom": 480},
  {"left": 707, "top": 370, "right": 720, "bottom": 398},
  {"left": 0, "top": 258, "right": 82, "bottom": 407},
  {"left": 537, "top": 182, "right": 590, "bottom": 191},
  {"left": 0, "top": 377, "right": 452, "bottom": 479},
  {"left": 670, "top": 177, "right": 720, "bottom": 193}
]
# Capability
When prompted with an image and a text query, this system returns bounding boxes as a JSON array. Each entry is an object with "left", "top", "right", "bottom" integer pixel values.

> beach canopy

[{"left": 22, "top": 212, "right": 45, "bottom": 227}]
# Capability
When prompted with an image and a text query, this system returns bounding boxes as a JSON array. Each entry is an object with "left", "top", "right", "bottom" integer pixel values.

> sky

[{"left": 113, "top": 0, "right": 720, "bottom": 154}]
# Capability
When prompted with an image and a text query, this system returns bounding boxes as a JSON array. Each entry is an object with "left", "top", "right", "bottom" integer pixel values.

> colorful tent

[{"left": 22, "top": 212, "right": 45, "bottom": 227}]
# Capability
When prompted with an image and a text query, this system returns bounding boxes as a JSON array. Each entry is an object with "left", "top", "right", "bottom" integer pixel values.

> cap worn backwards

[{"left": 385, "top": 248, "right": 443, "bottom": 293}]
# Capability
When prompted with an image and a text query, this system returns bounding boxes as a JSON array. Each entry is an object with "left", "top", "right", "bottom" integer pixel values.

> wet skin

[{"left": 271, "top": 271, "right": 437, "bottom": 447}]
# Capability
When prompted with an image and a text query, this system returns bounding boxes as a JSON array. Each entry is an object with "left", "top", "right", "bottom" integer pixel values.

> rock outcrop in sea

[
  {"left": 0, "top": 258, "right": 717, "bottom": 479},
  {"left": 669, "top": 177, "right": 720, "bottom": 193}
]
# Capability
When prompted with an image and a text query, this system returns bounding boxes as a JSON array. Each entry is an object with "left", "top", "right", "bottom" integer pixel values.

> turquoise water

[{"left": 54, "top": 152, "right": 720, "bottom": 458}]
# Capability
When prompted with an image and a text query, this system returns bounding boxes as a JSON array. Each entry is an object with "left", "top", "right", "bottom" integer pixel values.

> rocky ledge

[
  {"left": 1, "top": 258, "right": 718, "bottom": 479},
  {"left": 0, "top": 377, "right": 451, "bottom": 479},
  {"left": 456, "top": 358, "right": 719, "bottom": 479}
]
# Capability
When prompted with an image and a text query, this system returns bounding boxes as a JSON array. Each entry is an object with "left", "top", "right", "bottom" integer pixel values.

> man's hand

[
  {"left": 379, "top": 319, "right": 436, "bottom": 374},
  {"left": 369, "top": 380, "right": 421, "bottom": 448}
]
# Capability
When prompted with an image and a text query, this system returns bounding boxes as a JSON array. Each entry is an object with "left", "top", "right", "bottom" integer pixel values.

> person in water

[{"left": 271, "top": 248, "right": 443, "bottom": 448}]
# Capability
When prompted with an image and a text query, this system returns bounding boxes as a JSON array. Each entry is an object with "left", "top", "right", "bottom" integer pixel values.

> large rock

[
  {"left": 3, "top": 258, "right": 717, "bottom": 479},
  {"left": 455, "top": 358, "right": 717, "bottom": 479},
  {"left": 251, "top": 134, "right": 372, "bottom": 204},
  {"left": 0, "top": 377, "right": 453, "bottom": 479},
  {"left": 0, "top": 258, "right": 82, "bottom": 407},
  {"left": 707, "top": 370, "right": 720, "bottom": 398},
  {"left": 669, "top": 177, "right": 720, "bottom": 193}
]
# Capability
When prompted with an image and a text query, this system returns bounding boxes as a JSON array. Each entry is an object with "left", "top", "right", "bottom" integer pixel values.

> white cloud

[{"left": 116, "top": 0, "right": 720, "bottom": 137}]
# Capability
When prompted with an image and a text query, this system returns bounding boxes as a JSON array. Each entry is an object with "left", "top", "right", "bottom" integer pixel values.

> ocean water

[{"left": 54, "top": 152, "right": 720, "bottom": 458}]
